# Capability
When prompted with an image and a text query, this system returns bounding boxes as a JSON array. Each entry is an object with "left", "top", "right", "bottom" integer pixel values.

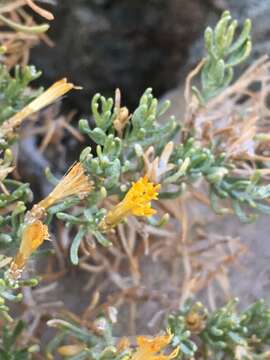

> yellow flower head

[
  {"left": 131, "top": 333, "right": 179, "bottom": 360},
  {"left": 8, "top": 220, "right": 49, "bottom": 280},
  {"left": 37, "top": 162, "right": 93, "bottom": 210},
  {"left": 100, "top": 176, "right": 160, "bottom": 230}
]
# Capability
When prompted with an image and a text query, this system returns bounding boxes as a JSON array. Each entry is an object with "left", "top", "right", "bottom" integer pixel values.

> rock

[
  {"left": 157, "top": 0, "right": 270, "bottom": 309},
  {"left": 31, "top": 0, "right": 210, "bottom": 111}
]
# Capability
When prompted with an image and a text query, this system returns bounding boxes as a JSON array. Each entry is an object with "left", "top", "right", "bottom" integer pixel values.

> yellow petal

[
  {"left": 137, "top": 334, "right": 172, "bottom": 353},
  {"left": 19, "top": 220, "right": 49, "bottom": 259}
]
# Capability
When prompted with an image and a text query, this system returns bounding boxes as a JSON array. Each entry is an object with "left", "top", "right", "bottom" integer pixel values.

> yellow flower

[
  {"left": 100, "top": 176, "right": 160, "bottom": 230},
  {"left": 8, "top": 220, "right": 49, "bottom": 280},
  {"left": 1, "top": 79, "right": 74, "bottom": 137},
  {"left": 19, "top": 220, "right": 49, "bottom": 259},
  {"left": 7, "top": 163, "right": 92, "bottom": 280},
  {"left": 37, "top": 162, "right": 92, "bottom": 210},
  {"left": 131, "top": 333, "right": 179, "bottom": 360}
]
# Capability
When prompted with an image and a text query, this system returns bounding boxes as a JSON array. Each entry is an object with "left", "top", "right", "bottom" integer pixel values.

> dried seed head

[{"left": 37, "top": 162, "right": 93, "bottom": 210}]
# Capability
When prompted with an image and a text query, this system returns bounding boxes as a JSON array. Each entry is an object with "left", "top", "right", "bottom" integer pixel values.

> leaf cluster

[
  {"left": 168, "top": 299, "right": 270, "bottom": 359},
  {"left": 193, "top": 10, "right": 252, "bottom": 103}
]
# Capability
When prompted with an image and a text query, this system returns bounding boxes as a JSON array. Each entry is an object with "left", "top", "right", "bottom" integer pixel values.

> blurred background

[{"left": 30, "top": 0, "right": 270, "bottom": 114}]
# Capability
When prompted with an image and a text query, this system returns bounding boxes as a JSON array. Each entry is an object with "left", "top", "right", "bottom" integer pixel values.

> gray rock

[{"left": 31, "top": 0, "right": 210, "bottom": 110}]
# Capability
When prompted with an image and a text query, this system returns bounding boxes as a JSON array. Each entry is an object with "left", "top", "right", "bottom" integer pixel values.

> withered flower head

[
  {"left": 143, "top": 142, "right": 175, "bottom": 183},
  {"left": 0, "top": 79, "right": 74, "bottom": 137},
  {"left": 37, "top": 162, "right": 93, "bottom": 210}
]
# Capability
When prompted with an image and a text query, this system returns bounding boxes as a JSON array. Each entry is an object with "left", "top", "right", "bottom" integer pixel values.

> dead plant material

[{"left": 0, "top": 0, "right": 53, "bottom": 67}]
